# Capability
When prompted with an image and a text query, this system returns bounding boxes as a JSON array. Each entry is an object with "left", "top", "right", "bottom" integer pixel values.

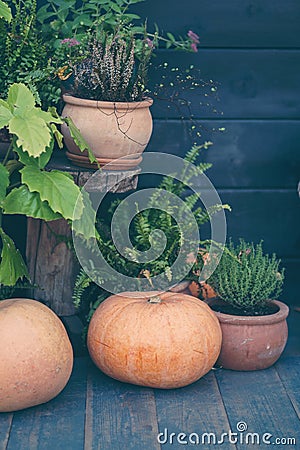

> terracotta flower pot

[
  {"left": 169, "top": 281, "right": 191, "bottom": 295},
  {"left": 169, "top": 281, "right": 216, "bottom": 299},
  {"left": 61, "top": 95, "right": 153, "bottom": 170},
  {"left": 208, "top": 299, "right": 289, "bottom": 371},
  {"left": 189, "top": 281, "right": 217, "bottom": 299}
]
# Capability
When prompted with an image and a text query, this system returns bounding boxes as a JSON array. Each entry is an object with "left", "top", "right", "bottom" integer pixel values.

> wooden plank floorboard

[
  {"left": 215, "top": 367, "right": 300, "bottom": 449},
  {"left": 0, "top": 414, "right": 13, "bottom": 450},
  {"left": 6, "top": 358, "right": 88, "bottom": 450},
  {"left": 275, "top": 356, "right": 300, "bottom": 418},
  {"left": 154, "top": 370, "right": 236, "bottom": 450},
  {"left": 84, "top": 362, "right": 159, "bottom": 450}
]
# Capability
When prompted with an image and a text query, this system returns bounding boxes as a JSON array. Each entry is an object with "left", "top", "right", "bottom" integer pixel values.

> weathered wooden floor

[{"left": 1, "top": 311, "right": 300, "bottom": 450}]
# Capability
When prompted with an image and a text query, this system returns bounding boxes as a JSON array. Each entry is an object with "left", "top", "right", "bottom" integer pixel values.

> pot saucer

[{"left": 66, "top": 151, "right": 142, "bottom": 170}]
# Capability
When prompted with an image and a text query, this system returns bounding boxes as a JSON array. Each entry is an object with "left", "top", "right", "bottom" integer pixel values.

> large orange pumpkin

[
  {"left": 0, "top": 298, "right": 73, "bottom": 412},
  {"left": 87, "top": 291, "right": 222, "bottom": 388}
]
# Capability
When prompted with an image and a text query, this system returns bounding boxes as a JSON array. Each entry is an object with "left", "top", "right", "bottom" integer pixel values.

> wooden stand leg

[{"left": 26, "top": 218, "right": 79, "bottom": 316}]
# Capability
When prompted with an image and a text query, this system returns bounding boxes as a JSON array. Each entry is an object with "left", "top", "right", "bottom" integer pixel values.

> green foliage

[
  {"left": 73, "top": 143, "right": 231, "bottom": 325},
  {"left": 36, "top": 0, "right": 199, "bottom": 102},
  {"left": 0, "top": 83, "right": 93, "bottom": 286},
  {"left": 0, "top": 228, "right": 29, "bottom": 285},
  {"left": 0, "top": 0, "right": 11, "bottom": 21},
  {"left": 0, "top": 0, "right": 50, "bottom": 105},
  {"left": 207, "top": 239, "right": 285, "bottom": 314}
]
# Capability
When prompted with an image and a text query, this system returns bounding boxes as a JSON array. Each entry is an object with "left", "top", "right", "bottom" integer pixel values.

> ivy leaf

[
  {"left": 0, "top": 228, "right": 29, "bottom": 286},
  {"left": 0, "top": 100, "right": 13, "bottom": 128},
  {"left": 3, "top": 185, "right": 61, "bottom": 220},
  {"left": 21, "top": 165, "right": 84, "bottom": 220},
  {"left": 63, "top": 117, "right": 97, "bottom": 164},
  {"left": 0, "top": 164, "right": 9, "bottom": 204},
  {"left": 9, "top": 115, "right": 51, "bottom": 158},
  {"left": 0, "top": 1, "right": 12, "bottom": 22},
  {"left": 7, "top": 83, "right": 35, "bottom": 114}
]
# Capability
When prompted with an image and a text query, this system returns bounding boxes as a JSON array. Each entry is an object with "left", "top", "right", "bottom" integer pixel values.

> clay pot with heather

[
  {"left": 206, "top": 239, "right": 288, "bottom": 371},
  {"left": 61, "top": 95, "right": 153, "bottom": 170},
  {"left": 207, "top": 298, "right": 288, "bottom": 371}
]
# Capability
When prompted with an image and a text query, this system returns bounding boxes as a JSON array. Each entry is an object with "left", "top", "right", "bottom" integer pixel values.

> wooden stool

[{"left": 26, "top": 151, "right": 140, "bottom": 316}]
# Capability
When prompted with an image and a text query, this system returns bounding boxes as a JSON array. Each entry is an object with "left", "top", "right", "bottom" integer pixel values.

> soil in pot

[{"left": 210, "top": 302, "right": 280, "bottom": 316}]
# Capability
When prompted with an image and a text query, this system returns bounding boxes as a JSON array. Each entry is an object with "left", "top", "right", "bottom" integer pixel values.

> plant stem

[
  {"left": 2, "top": 140, "right": 13, "bottom": 166},
  {"left": 7, "top": 182, "right": 21, "bottom": 192}
]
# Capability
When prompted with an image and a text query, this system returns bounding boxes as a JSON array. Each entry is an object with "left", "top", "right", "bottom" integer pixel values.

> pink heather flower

[
  {"left": 60, "top": 38, "right": 81, "bottom": 47},
  {"left": 191, "top": 42, "right": 198, "bottom": 52},
  {"left": 146, "top": 37, "right": 154, "bottom": 49},
  {"left": 187, "top": 30, "right": 200, "bottom": 44}
]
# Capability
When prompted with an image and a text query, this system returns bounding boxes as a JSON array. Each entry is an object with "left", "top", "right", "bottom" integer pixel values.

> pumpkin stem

[{"left": 148, "top": 295, "right": 162, "bottom": 304}]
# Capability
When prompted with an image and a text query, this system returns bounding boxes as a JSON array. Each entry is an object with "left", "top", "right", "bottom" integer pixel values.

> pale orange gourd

[
  {"left": 87, "top": 291, "right": 222, "bottom": 389},
  {"left": 0, "top": 298, "right": 73, "bottom": 412}
]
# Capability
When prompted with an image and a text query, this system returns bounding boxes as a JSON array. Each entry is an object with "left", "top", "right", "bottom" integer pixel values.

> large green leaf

[
  {"left": 21, "top": 166, "right": 84, "bottom": 220},
  {"left": 14, "top": 140, "right": 54, "bottom": 169},
  {"left": 9, "top": 115, "right": 51, "bottom": 158},
  {"left": 0, "top": 1, "right": 11, "bottom": 22},
  {"left": 72, "top": 190, "right": 99, "bottom": 240},
  {"left": 3, "top": 185, "right": 61, "bottom": 220},
  {"left": 36, "top": 109, "right": 63, "bottom": 125},
  {"left": 51, "top": 123, "right": 63, "bottom": 148},
  {"left": 0, "top": 100, "right": 13, "bottom": 128},
  {"left": 0, "top": 228, "right": 29, "bottom": 286},
  {"left": 63, "top": 117, "right": 97, "bottom": 164},
  {"left": 7, "top": 83, "right": 35, "bottom": 114},
  {"left": 0, "top": 164, "right": 9, "bottom": 204}
]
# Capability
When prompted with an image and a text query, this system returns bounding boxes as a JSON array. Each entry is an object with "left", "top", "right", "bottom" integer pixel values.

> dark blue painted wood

[
  {"left": 215, "top": 367, "right": 300, "bottom": 450},
  {"left": 84, "top": 363, "right": 159, "bottom": 450},
  {"left": 148, "top": 50, "right": 300, "bottom": 119},
  {"left": 154, "top": 371, "right": 236, "bottom": 449},
  {"left": 216, "top": 190, "right": 300, "bottom": 259},
  {"left": 146, "top": 120, "right": 300, "bottom": 189},
  {"left": 7, "top": 358, "right": 87, "bottom": 450},
  {"left": 284, "top": 313, "right": 300, "bottom": 356},
  {"left": 275, "top": 356, "right": 300, "bottom": 418},
  {"left": 281, "top": 259, "right": 300, "bottom": 306},
  {"left": 0, "top": 413, "right": 13, "bottom": 450},
  {"left": 133, "top": 0, "right": 300, "bottom": 48}
]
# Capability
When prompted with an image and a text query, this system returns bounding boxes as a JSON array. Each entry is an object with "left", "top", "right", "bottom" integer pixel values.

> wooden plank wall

[{"left": 134, "top": 0, "right": 300, "bottom": 305}]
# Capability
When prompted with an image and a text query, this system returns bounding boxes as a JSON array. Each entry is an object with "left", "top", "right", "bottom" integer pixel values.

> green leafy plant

[
  {"left": 0, "top": 0, "right": 54, "bottom": 105},
  {"left": 207, "top": 239, "right": 285, "bottom": 315},
  {"left": 40, "top": 0, "right": 200, "bottom": 102},
  {"left": 37, "top": 0, "right": 197, "bottom": 54},
  {"left": 0, "top": 82, "right": 93, "bottom": 287},
  {"left": 73, "top": 143, "right": 231, "bottom": 325}
]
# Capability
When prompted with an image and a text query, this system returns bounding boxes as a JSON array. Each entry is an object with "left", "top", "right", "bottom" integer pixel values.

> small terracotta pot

[
  {"left": 169, "top": 281, "right": 191, "bottom": 295},
  {"left": 61, "top": 95, "right": 153, "bottom": 169},
  {"left": 189, "top": 281, "right": 217, "bottom": 299},
  {"left": 207, "top": 299, "right": 289, "bottom": 371}
]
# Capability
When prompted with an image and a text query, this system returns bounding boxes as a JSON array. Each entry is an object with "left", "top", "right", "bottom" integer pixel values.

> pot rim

[
  {"left": 207, "top": 299, "right": 289, "bottom": 325},
  {"left": 62, "top": 94, "right": 153, "bottom": 109}
]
